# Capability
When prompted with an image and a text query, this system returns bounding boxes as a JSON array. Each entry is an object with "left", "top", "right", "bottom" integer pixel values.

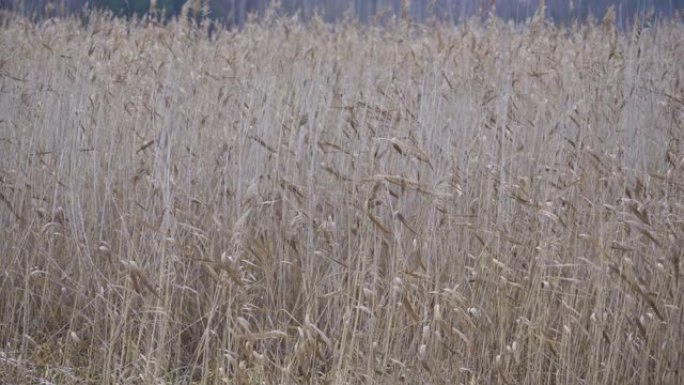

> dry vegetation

[{"left": 1, "top": 9, "right": 683, "bottom": 385}]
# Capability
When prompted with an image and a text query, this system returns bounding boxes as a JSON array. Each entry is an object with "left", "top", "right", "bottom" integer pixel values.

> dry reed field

[{"left": 1, "top": 9, "right": 683, "bottom": 385}]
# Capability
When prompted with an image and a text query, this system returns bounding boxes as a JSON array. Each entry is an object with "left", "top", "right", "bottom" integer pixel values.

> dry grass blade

[
  {"left": 0, "top": 190, "right": 23, "bottom": 221},
  {"left": 122, "top": 260, "right": 160, "bottom": 299},
  {"left": 387, "top": 137, "right": 434, "bottom": 170},
  {"left": 395, "top": 211, "right": 418, "bottom": 235},
  {"left": 401, "top": 296, "right": 420, "bottom": 323},
  {"left": 136, "top": 139, "right": 155, "bottom": 154},
  {"left": 609, "top": 265, "right": 664, "bottom": 322},
  {"left": 364, "top": 196, "right": 391, "bottom": 235}
]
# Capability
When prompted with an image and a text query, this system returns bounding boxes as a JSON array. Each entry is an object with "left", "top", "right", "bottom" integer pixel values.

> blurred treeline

[{"left": 2, "top": 0, "right": 682, "bottom": 27}]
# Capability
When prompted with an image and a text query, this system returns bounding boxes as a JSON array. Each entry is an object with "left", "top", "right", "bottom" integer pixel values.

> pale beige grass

[{"left": 0, "top": 10, "right": 683, "bottom": 385}]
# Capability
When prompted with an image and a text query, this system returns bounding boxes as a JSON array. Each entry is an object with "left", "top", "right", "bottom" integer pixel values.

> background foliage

[{"left": 2, "top": 0, "right": 683, "bottom": 27}]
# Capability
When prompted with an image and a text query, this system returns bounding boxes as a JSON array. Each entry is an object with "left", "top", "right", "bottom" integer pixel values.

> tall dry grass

[{"left": 0, "top": 9, "right": 683, "bottom": 385}]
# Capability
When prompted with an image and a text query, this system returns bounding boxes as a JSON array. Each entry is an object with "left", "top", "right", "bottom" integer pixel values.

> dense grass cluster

[{"left": 1, "top": 10, "right": 683, "bottom": 385}]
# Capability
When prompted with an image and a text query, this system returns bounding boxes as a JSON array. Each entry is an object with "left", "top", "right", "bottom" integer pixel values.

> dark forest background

[{"left": 2, "top": 0, "right": 682, "bottom": 27}]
